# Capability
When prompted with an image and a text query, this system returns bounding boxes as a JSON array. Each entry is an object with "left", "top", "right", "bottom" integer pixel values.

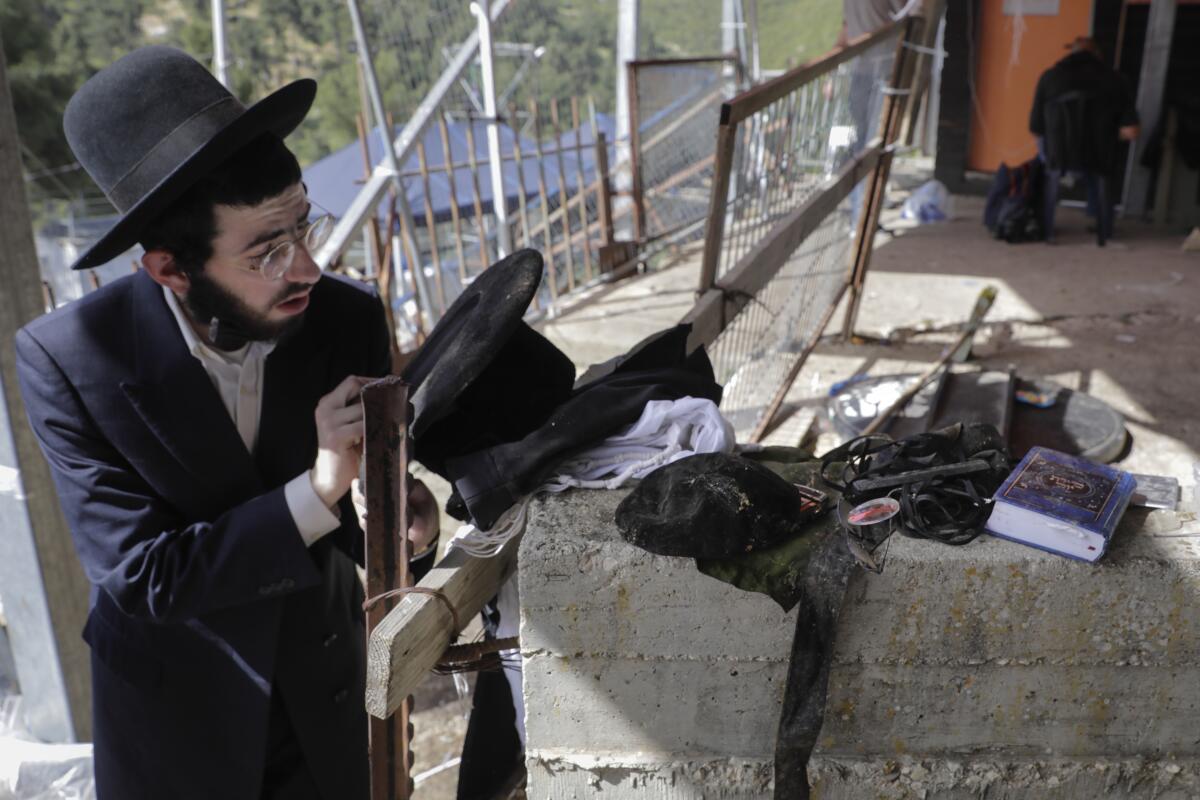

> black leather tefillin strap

[{"left": 820, "top": 424, "right": 1011, "bottom": 546}]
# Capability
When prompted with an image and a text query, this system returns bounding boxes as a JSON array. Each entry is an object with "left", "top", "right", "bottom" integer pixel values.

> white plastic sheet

[{"left": 0, "top": 697, "right": 95, "bottom": 800}]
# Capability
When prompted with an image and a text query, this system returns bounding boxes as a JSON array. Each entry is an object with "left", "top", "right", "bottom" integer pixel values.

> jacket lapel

[
  {"left": 255, "top": 324, "right": 332, "bottom": 487},
  {"left": 120, "top": 271, "right": 263, "bottom": 499}
]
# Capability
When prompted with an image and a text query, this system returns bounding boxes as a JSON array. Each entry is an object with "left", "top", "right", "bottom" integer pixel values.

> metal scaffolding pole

[
  {"left": 473, "top": 0, "right": 512, "bottom": 260},
  {"left": 211, "top": 0, "right": 228, "bottom": 86},
  {"left": 614, "top": 0, "right": 639, "bottom": 240}
]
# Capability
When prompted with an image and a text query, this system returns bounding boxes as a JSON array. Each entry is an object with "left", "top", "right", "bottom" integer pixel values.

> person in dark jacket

[
  {"left": 15, "top": 47, "right": 438, "bottom": 799},
  {"left": 1030, "top": 36, "right": 1140, "bottom": 245}
]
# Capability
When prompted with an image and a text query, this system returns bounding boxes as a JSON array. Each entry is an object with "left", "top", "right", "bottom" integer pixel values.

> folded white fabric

[{"left": 448, "top": 396, "right": 736, "bottom": 558}]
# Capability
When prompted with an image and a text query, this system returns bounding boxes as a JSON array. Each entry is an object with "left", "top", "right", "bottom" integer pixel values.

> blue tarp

[{"left": 302, "top": 114, "right": 617, "bottom": 227}]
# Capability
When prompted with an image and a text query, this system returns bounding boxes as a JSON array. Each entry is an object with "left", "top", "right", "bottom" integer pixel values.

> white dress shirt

[{"left": 162, "top": 285, "right": 339, "bottom": 546}]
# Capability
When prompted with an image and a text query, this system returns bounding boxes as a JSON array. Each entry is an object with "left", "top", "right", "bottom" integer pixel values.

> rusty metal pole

[{"left": 361, "top": 377, "right": 413, "bottom": 800}]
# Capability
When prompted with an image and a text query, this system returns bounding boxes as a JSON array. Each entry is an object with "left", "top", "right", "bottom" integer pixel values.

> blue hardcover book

[{"left": 985, "top": 446, "right": 1136, "bottom": 562}]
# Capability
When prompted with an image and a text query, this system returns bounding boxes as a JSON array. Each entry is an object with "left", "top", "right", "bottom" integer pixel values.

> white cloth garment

[
  {"left": 163, "top": 285, "right": 340, "bottom": 546},
  {"left": 446, "top": 396, "right": 737, "bottom": 746}
]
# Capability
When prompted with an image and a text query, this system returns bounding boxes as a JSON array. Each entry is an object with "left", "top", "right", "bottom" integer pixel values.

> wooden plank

[{"left": 365, "top": 536, "right": 520, "bottom": 719}]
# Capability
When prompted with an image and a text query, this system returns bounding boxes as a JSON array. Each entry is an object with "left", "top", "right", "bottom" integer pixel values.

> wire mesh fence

[
  {"left": 708, "top": 31, "right": 898, "bottom": 283},
  {"left": 629, "top": 57, "right": 744, "bottom": 252},
  {"left": 684, "top": 19, "right": 917, "bottom": 441},
  {"left": 707, "top": 183, "right": 859, "bottom": 437}
]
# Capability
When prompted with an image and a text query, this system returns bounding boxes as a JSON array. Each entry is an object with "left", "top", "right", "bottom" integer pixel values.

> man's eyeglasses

[{"left": 244, "top": 210, "right": 335, "bottom": 280}]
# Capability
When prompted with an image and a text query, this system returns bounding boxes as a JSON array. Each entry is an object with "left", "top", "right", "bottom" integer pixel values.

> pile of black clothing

[{"left": 614, "top": 423, "right": 1011, "bottom": 799}]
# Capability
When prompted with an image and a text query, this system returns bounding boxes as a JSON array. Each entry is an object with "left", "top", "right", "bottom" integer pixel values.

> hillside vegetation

[{"left": 3, "top": 0, "right": 840, "bottom": 209}]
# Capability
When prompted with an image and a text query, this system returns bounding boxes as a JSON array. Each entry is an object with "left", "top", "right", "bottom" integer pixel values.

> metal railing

[
  {"left": 627, "top": 55, "right": 745, "bottom": 250},
  {"left": 684, "top": 17, "right": 923, "bottom": 442}
]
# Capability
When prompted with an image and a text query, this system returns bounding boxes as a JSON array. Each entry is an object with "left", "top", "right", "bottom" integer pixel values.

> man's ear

[{"left": 141, "top": 250, "right": 190, "bottom": 294}]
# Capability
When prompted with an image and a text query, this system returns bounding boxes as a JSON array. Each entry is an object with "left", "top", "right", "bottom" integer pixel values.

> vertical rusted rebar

[
  {"left": 528, "top": 100, "right": 559, "bottom": 303},
  {"left": 548, "top": 99, "right": 576, "bottom": 292},
  {"left": 627, "top": 62, "right": 646, "bottom": 242},
  {"left": 594, "top": 131, "right": 615, "bottom": 247},
  {"left": 436, "top": 113, "right": 468, "bottom": 286},
  {"left": 415, "top": 139, "right": 447, "bottom": 315},
  {"left": 362, "top": 377, "right": 412, "bottom": 800},
  {"left": 570, "top": 96, "right": 593, "bottom": 281},
  {"left": 463, "top": 119, "right": 490, "bottom": 271}
]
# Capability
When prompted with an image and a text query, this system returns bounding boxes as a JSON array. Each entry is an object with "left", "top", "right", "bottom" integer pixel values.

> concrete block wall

[
  {"left": 520, "top": 490, "right": 1200, "bottom": 799},
  {"left": 810, "top": 504, "right": 1200, "bottom": 799},
  {"left": 519, "top": 489, "right": 795, "bottom": 799}
]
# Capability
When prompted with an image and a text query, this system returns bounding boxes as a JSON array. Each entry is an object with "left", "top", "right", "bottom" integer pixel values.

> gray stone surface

[{"left": 519, "top": 490, "right": 795, "bottom": 797}]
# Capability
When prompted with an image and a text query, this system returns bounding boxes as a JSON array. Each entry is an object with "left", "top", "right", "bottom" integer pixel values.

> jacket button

[
  {"left": 323, "top": 633, "right": 339, "bottom": 648},
  {"left": 333, "top": 688, "right": 349, "bottom": 704}
]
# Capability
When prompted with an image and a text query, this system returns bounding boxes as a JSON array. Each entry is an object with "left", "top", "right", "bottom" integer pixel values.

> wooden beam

[{"left": 364, "top": 536, "right": 519, "bottom": 719}]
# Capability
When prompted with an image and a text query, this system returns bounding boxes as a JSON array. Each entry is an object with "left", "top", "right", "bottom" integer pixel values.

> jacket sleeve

[{"left": 15, "top": 327, "right": 323, "bottom": 625}]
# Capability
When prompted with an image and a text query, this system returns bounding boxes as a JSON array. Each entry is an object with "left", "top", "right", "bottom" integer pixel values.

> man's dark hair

[{"left": 138, "top": 134, "right": 302, "bottom": 274}]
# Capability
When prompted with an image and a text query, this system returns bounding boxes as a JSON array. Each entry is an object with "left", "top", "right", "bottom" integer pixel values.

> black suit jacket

[{"left": 15, "top": 269, "right": 396, "bottom": 799}]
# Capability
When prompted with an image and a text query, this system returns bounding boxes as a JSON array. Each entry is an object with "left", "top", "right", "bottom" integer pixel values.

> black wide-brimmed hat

[
  {"left": 616, "top": 453, "right": 828, "bottom": 559},
  {"left": 63, "top": 46, "right": 316, "bottom": 271},
  {"left": 402, "top": 248, "right": 576, "bottom": 477}
]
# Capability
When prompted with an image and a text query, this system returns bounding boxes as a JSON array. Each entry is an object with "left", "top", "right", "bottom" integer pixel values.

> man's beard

[{"left": 184, "top": 270, "right": 310, "bottom": 350}]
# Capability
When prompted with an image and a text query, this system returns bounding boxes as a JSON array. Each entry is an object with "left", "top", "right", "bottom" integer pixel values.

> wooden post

[
  {"left": 362, "top": 378, "right": 413, "bottom": 800},
  {"left": 0, "top": 36, "right": 91, "bottom": 743}
]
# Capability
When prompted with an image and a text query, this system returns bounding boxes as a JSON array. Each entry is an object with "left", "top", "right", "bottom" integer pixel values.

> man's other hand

[
  {"left": 1119, "top": 124, "right": 1140, "bottom": 142},
  {"left": 311, "top": 375, "right": 369, "bottom": 509},
  {"left": 351, "top": 476, "right": 441, "bottom": 555}
]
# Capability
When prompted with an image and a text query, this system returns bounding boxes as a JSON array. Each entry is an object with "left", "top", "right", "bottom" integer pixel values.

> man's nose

[{"left": 285, "top": 242, "right": 322, "bottom": 285}]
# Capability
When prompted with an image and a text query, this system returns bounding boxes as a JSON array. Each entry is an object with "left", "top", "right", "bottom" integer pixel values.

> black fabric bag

[{"left": 984, "top": 158, "right": 1045, "bottom": 244}]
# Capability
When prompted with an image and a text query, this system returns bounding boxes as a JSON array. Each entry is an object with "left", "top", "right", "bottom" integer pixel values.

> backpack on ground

[{"left": 983, "top": 158, "right": 1045, "bottom": 244}]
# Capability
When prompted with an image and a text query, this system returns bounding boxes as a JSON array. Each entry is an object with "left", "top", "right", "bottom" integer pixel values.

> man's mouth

[{"left": 276, "top": 292, "right": 310, "bottom": 314}]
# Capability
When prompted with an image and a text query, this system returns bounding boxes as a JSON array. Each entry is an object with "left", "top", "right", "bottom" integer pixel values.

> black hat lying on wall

[
  {"left": 401, "top": 248, "right": 576, "bottom": 477},
  {"left": 63, "top": 46, "right": 316, "bottom": 271},
  {"left": 615, "top": 452, "right": 828, "bottom": 559}
]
